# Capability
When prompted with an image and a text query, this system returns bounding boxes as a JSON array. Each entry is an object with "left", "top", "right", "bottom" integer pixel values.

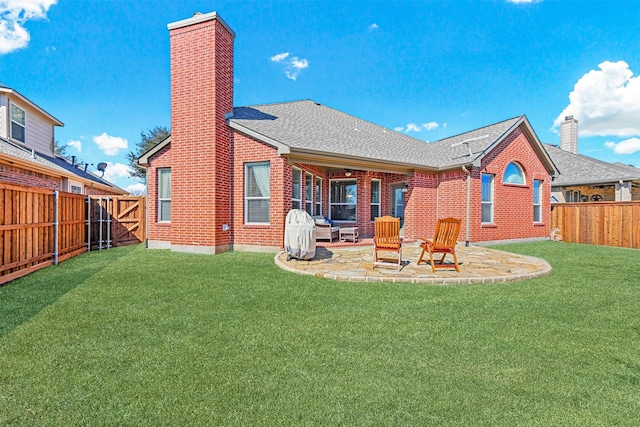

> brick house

[
  {"left": 0, "top": 86, "right": 126, "bottom": 195},
  {"left": 545, "top": 117, "right": 640, "bottom": 203},
  {"left": 138, "top": 11, "right": 559, "bottom": 254}
]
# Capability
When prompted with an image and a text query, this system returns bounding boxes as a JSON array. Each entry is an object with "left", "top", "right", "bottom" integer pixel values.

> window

[
  {"left": 315, "top": 177, "right": 322, "bottom": 216},
  {"left": 10, "top": 103, "right": 26, "bottom": 143},
  {"left": 292, "top": 167, "right": 302, "bottom": 210},
  {"left": 504, "top": 162, "right": 525, "bottom": 184},
  {"left": 305, "top": 172, "right": 313, "bottom": 215},
  {"left": 158, "top": 168, "right": 171, "bottom": 222},
  {"left": 70, "top": 185, "right": 82, "bottom": 194},
  {"left": 481, "top": 173, "right": 494, "bottom": 223},
  {"left": 370, "top": 179, "right": 380, "bottom": 221},
  {"left": 245, "top": 162, "right": 270, "bottom": 224},
  {"left": 533, "top": 180, "right": 542, "bottom": 222},
  {"left": 565, "top": 190, "right": 581, "bottom": 203},
  {"left": 330, "top": 180, "right": 356, "bottom": 221}
]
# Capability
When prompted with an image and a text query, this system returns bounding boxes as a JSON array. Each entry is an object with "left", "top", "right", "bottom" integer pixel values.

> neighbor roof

[
  {"left": 227, "top": 100, "right": 558, "bottom": 175},
  {"left": 544, "top": 143, "right": 640, "bottom": 186},
  {"left": 0, "top": 137, "right": 126, "bottom": 193}
]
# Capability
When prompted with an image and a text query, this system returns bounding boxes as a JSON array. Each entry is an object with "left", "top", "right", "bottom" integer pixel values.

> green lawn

[{"left": 0, "top": 241, "right": 638, "bottom": 425}]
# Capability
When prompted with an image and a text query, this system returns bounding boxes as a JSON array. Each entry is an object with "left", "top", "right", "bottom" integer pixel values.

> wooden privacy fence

[
  {"left": 551, "top": 202, "right": 640, "bottom": 249},
  {"left": 1, "top": 183, "right": 145, "bottom": 285}
]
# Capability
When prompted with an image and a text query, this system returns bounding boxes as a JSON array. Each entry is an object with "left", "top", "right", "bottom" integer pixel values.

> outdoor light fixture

[
  {"left": 402, "top": 183, "right": 409, "bottom": 193},
  {"left": 345, "top": 169, "right": 353, "bottom": 177}
]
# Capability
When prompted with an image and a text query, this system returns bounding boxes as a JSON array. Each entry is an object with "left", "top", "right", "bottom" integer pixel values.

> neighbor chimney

[
  {"left": 167, "top": 11, "right": 235, "bottom": 254},
  {"left": 560, "top": 115, "right": 578, "bottom": 154}
]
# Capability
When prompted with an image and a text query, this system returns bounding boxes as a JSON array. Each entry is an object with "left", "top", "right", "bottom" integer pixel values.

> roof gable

[{"left": 0, "top": 86, "right": 64, "bottom": 127}]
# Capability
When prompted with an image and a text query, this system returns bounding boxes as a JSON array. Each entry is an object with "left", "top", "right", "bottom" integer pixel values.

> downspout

[
  {"left": 461, "top": 165, "right": 471, "bottom": 247},
  {"left": 145, "top": 170, "right": 149, "bottom": 248},
  {"left": 54, "top": 191, "right": 59, "bottom": 265}
]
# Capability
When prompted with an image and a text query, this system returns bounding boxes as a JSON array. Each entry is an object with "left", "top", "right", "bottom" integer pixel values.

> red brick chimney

[{"left": 167, "top": 12, "right": 235, "bottom": 253}]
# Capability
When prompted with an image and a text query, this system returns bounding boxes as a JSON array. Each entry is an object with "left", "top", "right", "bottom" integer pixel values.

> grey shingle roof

[
  {"left": 229, "top": 100, "right": 548, "bottom": 172},
  {"left": 544, "top": 143, "right": 640, "bottom": 186},
  {"left": 230, "top": 100, "right": 438, "bottom": 168},
  {"left": 427, "top": 116, "right": 523, "bottom": 167},
  {"left": 0, "top": 137, "right": 125, "bottom": 192}
]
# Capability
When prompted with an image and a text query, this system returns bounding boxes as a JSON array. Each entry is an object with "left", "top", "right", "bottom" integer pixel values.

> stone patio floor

[{"left": 275, "top": 240, "right": 551, "bottom": 285}]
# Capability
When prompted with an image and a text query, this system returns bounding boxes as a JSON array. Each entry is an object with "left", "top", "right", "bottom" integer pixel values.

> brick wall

[
  {"left": 473, "top": 127, "right": 550, "bottom": 242},
  {"left": 146, "top": 143, "right": 174, "bottom": 244},
  {"left": 0, "top": 163, "right": 62, "bottom": 190},
  {"left": 231, "top": 131, "right": 287, "bottom": 249},
  {"left": 168, "top": 14, "right": 234, "bottom": 253},
  {"left": 402, "top": 126, "right": 551, "bottom": 244}
]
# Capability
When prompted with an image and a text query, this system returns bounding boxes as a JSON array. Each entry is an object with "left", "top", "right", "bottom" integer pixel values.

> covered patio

[{"left": 276, "top": 240, "right": 551, "bottom": 285}]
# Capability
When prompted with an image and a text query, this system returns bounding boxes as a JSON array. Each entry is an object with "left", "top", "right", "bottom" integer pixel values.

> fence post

[
  {"left": 53, "top": 190, "right": 59, "bottom": 265},
  {"left": 107, "top": 196, "right": 112, "bottom": 248},
  {"left": 86, "top": 196, "right": 91, "bottom": 252}
]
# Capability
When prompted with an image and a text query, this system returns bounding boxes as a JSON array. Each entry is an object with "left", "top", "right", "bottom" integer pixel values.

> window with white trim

[
  {"left": 305, "top": 172, "right": 313, "bottom": 215},
  {"left": 481, "top": 173, "right": 494, "bottom": 223},
  {"left": 370, "top": 179, "right": 380, "bottom": 221},
  {"left": 533, "top": 179, "right": 542, "bottom": 222},
  {"left": 158, "top": 168, "right": 171, "bottom": 222},
  {"left": 245, "top": 162, "right": 270, "bottom": 224},
  {"left": 10, "top": 103, "right": 26, "bottom": 143},
  {"left": 565, "top": 190, "right": 581, "bottom": 203},
  {"left": 315, "top": 177, "right": 322, "bottom": 216},
  {"left": 330, "top": 180, "right": 356, "bottom": 221},
  {"left": 292, "top": 167, "right": 302, "bottom": 210},
  {"left": 504, "top": 162, "right": 525, "bottom": 184}
]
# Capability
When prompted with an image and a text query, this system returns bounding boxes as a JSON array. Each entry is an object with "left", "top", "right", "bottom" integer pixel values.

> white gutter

[{"left": 461, "top": 165, "right": 471, "bottom": 247}]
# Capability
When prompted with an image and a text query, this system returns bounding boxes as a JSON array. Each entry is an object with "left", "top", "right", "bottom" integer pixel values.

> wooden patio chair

[
  {"left": 373, "top": 216, "right": 403, "bottom": 271},
  {"left": 418, "top": 217, "right": 461, "bottom": 272}
]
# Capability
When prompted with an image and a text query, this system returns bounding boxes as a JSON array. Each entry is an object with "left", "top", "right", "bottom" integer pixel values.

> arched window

[{"left": 504, "top": 162, "right": 525, "bottom": 184}]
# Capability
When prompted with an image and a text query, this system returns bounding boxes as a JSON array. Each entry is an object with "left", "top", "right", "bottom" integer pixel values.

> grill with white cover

[{"left": 284, "top": 209, "right": 316, "bottom": 260}]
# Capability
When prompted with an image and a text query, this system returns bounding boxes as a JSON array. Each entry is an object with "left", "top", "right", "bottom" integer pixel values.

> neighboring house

[
  {"left": 545, "top": 116, "right": 640, "bottom": 203},
  {"left": 138, "top": 11, "right": 559, "bottom": 254},
  {"left": 0, "top": 86, "right": 126, "bottom": 195},
  {"left": 544, "top": 117, "right": 640, "bottom": 202},
  {"left": 546, "top": 144, "right": 640, "bottom": 202}
]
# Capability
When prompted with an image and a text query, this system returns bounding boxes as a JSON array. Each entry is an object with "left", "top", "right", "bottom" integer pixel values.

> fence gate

[
  {"left": 88, "top": 196, "right": 146, "bottom": 250},
  {"left": 1, "top": 183, "right": 147, "bottom": 286}
]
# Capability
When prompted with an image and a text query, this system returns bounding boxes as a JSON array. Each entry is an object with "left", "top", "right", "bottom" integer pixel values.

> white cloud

[
  {"left": 554, "top": 61, "right": 640, "bottom": 137},
  {"left": 93, "top": 132, "right": 128, "bottom": 156},
  {"left": 126, "top": 182, "right": 146, "bottom": 196},
  {"left": 423, "top": 122, "right": 439, "bottom": 131},
  {"left": 605, "top": 138, "right": 640, "bottom": 155},
  {"left": 101, "top": 162, "right": 131, "bottom": 183},
  {"left": 0, "top": 0, "right": 57, "bottom": 54},
  {"left": 271, "top": 51, "right": 309, "bottom": 81},
  {"left": 67, "top": 139, "right": 81, "bottom": 152},
  {"left": 405, "top": 123, "right": 420, "bottom": 133},
  {"left": 285, "top": 56, "right": 309, "bottom": 81},
  {"left": 369, "top": 23, "right": 379, "bottom": 30},
  {"left": 270, "top": 52, "right": 289, "bottom": 62},
  {"left": 443, "top": 122, "right": 448, "bottom": 129},
  {"left": 394, "top": 126, "right": 404, "bottom": 132}
]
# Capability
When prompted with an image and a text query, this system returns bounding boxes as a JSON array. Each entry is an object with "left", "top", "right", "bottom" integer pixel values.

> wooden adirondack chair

[
  {"left": 373, "top": 216, "right": 403, "bottom": 271},
  {"left": 418, "top": 217, "right": 461, "bottom": 272}
]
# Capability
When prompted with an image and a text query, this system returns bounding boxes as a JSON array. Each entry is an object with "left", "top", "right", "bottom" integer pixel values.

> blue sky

[{"left": 1, "top": 0, "right": 639, "bottom": 193}]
